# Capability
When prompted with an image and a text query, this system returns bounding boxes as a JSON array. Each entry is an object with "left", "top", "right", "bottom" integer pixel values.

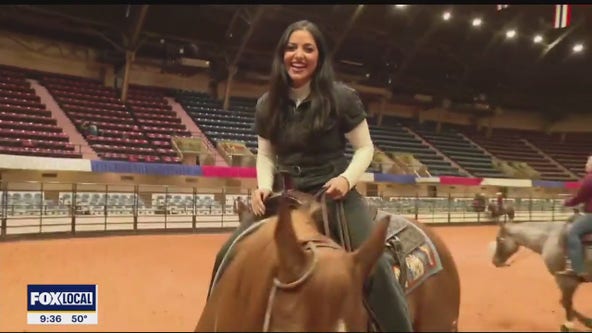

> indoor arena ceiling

[{"left": 1, "top": 4, "right": 591, "bottom": 115}]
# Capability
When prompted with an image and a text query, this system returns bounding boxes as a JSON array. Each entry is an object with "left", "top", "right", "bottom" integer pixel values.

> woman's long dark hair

[{"left": 259, "top": 20, "right": 337, "bottom": 142}]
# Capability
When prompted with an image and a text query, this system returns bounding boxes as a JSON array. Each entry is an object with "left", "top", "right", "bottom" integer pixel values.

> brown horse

[
  {"left": 487, "top": 202, "right": 515, "bottom": 223},
  {"left": 197, "top": 195, "right": 389, "bottom": 331},
  {"left": 202, "top": 193, "right": 460, "bottom": 332}
]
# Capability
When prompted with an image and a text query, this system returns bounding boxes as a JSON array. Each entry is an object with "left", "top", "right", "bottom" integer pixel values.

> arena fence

[{"left": 0, "top": 181, "right": 575, "bottom": 240}]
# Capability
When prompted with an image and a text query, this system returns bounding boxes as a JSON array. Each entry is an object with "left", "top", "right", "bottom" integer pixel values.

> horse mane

[{"left": 504, "top": 221, "right": 562, "bottom": 235}]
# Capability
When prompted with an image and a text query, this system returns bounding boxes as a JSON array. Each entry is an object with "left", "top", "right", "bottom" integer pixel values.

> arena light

[
  {"left": 533, "top": 34, "right": 543, "bottom": 44},
  {"left": 442, "top": 11, "right": 451, "bottom": 21},
  {"left": 573, "top": 43, "right": 584, "bottom": 53},
  {"left": 505, "top": 29, "right": 516, "bottom": 39},
  {"left": 472, "top": 18, "right": 482, "bottom": 27},
  {"left": 394, "top": 5, "right": 407, "bottom": 9}
]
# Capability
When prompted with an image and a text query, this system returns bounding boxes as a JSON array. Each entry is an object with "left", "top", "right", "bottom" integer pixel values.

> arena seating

[
  {"left": 2, "top": 191, "right": 45, "bottom": 216},
  {"left": 175, "top": 91, "right": 257, "bottom": 151},
  {"left": 0, "top": 65, "right": 588, "bottom": 182},
  {"left": 49, "top": 191, "right": 233, "bottom": 216},
  {"left": 368, "top": 121, "right": 462, "bottom": 176},
  {"left": 521, "top": 131, "right": 590, "bottom": 178},
  {"left": 463, "top": 128, "right": 575, "bottom": 181},
  {"left": 126, "top": 84, "right": 192, "bottom": 163},
  {"left": 0, "top": 67, "right": 81, "bottom": 159},
  {"left": 403, "top": 120, "right": 504, "bottom": 178},
  {"left": 38, "top": 74, "right": 184, "bottom": 163},
  {"left": 174, "top": 91, "right": 383, "bottom": 172}
]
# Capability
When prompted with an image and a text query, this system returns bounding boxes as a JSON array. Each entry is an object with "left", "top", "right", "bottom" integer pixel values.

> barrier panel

[{"left": 0, "top": 181, "right": 577, "bottom": 240}]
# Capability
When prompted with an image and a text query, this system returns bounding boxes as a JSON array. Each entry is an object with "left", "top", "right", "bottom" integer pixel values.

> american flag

[{"left": 554, "top": 4, "right": 571, "bottom": 29}]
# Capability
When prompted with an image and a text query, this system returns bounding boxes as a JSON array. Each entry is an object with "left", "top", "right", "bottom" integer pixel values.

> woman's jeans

[{"left": 567, "top": 213, "right": 592, "bottom": 274}]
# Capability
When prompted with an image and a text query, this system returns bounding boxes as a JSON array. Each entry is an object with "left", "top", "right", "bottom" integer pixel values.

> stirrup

[{"left": 555, "top": 269, "right": 578, "bottom": 277}]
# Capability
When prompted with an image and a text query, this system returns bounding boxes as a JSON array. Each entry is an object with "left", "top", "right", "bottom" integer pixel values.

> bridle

[
  {"left": 261, "top": 188, "right": 372, "bottom": 332},
  {"left": 227, "top": 177, "right": 376, "bottom": 332},
  {"left": 262, "top": 239, "right": 342, "bottom": 332}
]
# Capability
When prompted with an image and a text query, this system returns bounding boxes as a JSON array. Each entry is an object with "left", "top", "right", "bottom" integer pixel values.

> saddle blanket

[{"left": 377, "top": 211, "right": 444, "bottom": 294}]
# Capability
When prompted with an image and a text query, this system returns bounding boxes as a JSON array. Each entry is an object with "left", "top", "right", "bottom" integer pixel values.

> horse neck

[{"left": 504, "top": 222, "right": 556, "bottom": 254}]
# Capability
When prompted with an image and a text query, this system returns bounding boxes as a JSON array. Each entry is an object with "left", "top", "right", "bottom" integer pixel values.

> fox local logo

[
  {"left": 28, "top": 285, "right": 97, "bottom": 311},
  {"left": 30, "top": 291, "right": 94, "bottom": 305}
]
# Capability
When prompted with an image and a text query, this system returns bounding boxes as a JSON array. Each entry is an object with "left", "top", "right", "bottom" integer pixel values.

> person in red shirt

[
  {"left": 496, "top": 192, "right": 504, "bottom": 210},
  {"left": 556, "top": 155, "right": 592, "bottom": 281}
]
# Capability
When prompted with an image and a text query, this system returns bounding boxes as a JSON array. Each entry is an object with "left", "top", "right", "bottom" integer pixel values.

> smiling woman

[
  {"left": 283, "top": 29, "right": 319, "bottom": 89},
  {"left": 203, "top": 19, "right": 413, "bottom": 332}
]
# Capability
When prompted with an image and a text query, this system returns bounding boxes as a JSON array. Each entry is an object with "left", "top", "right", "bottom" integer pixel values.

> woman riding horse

[
  {"left": 206, "top": 20, "right": 413, "bottom": 332},
  {"left": 556, "top": 155, "right": 592, "bottom": 281}
]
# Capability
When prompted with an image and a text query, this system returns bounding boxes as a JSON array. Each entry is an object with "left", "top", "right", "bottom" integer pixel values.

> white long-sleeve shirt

[{"left": 257, "top": 82, "right": 374, "bottom": 191}]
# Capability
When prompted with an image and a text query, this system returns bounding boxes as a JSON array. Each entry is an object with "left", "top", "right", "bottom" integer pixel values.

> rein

[
  {"left": 261, "top": 188, "right": 353, "bottom": 331},
  {"left": 312, "top": 187, "right": 353, "bottom": 252},
  {"left": 262, "top": 239, "right": 342, "bottom": 332}
]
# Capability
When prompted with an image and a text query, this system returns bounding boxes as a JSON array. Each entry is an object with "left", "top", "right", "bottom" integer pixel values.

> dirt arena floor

[{"left": 1, "top": 224, "right": 592, "bottom": 332}]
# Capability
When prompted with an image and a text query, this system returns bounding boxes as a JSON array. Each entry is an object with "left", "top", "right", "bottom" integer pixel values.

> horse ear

[
  {"left": 351, "top": 214, "right": 390, "bottom": 281},
  {"left": 234, "top": 197, "right": 249, "bottom": 215},
  {"left": 274, "top": 196, "right": 308, "bottom": 283},
  {"left": 234, "top": 198, "right": 256, "bottom": 227}
]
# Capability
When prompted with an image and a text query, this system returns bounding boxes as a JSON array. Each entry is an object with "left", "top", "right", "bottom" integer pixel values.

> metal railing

[{"left": 0, "top": 181, "right": 576, "bottom": 240}]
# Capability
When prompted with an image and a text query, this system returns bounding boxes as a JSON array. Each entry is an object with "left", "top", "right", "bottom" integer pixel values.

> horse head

[
  {"left": 266, "top": 196, "right": 391, "bottom": 332},
  {"left": 490, "top": 219, "right": 520, "bottom": 267}
]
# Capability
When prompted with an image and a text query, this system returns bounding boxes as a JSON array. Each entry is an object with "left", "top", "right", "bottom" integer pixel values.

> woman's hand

[
  {"left": 323, "top": 176, "right": 350, "bottom": 200},
  {"left": 251, "top": 188, "right": 272, "bottom": 216}
]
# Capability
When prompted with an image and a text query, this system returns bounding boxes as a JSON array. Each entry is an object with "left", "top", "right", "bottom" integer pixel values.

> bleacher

[
  {"left": 2, "top": 191, "right": 45, "bottom": 216},
  {"left": 174, "top": 91, "right": 370, "bottom": 169},
  {"left": 175, "top": 91, "right": 257, "bottom": 151},
  {"left": 126, "top": 85, "right": 192, "bottom": 163},
  {"left": 0, "top": 65, "right": 587, "bottom": 182},
  {"left": 369, "top": 118, "right": 462, "bottom": 176},
  {"left": 523, "top": 131, "right": 590, "bottom": 178},
  {"left": 404, "top": 121, "right": 504, "bottom": 178},
  {"left": 39, "top": 74, "right": 182, "bottom": 163},
  {"left": 0, "top": 67, "right": 81, "bottom": 159},
  {"left": 463, "top": 128, "right": 575, "bottom": 181}
]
